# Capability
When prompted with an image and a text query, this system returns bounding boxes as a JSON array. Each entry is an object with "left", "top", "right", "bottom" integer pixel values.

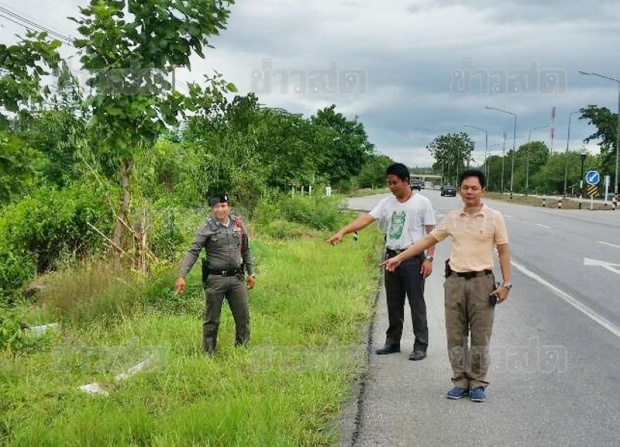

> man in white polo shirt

[
  {"left": 382, "top": 169, "right": 511, "bottom": 403},
  {"left": 329, "top": 163, "right": 436, "bottom": 361}
]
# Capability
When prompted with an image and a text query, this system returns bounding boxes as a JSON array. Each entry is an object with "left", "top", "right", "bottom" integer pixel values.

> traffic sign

[
  {"left": 585, "top": 170, "right": 600, "bottom": 186},
  {"left": 586, "top": 185, "right": 598, "bottom": 198}
]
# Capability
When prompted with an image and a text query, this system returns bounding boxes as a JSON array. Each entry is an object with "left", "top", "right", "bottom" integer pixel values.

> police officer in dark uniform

[{"left": 175, "top": 194, "right": 256, "bottom": 354}]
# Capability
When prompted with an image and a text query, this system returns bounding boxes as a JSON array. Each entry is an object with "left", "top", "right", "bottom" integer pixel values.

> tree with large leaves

[
  {"left": 0, "top": 31, "right": 62, "bottom": 202},
  {"left": 0, "top": 31, "right": 61, "bottom": 121},
  {"left": 69, "top": 0, "right": 236, "bottom": 248}
]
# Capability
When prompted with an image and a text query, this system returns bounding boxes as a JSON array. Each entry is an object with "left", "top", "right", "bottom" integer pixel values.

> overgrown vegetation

[
  {"left": 0, "top": 202, "right": 383, "bottom": 446},
  {"left": 0, "top": 3, "right": 391, "bottom": 442},
  {"left": 0, "top": 0, "right": 388, "bottom": 303}
]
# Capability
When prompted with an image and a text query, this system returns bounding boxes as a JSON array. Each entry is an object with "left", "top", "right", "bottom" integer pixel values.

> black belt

[
  {"left": 386, "top": 248, "right": 421, "bottom": 257},
  {"left": 452, "top": 269, "right": 492, "bottom": 279},
  {"left": 208, "top": 269, "right": 244, "bottom": 277}
]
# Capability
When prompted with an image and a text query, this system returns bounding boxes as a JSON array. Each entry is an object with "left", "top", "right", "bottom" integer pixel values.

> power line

[
  {"left": 0, "top": 3, "right": 74, "bottom": 42},
  {"left": 0, "top": 5, "right": 74, "bottom": 46},
  {"left": 1, "top": 3, "right": 191, "bottom": 98}
]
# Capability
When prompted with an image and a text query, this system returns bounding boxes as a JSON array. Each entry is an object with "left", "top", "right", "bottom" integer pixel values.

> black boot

[
  {"left": 376, "top": 344, "right": 400, "bottom": 355},
  {"left": 203, "top": 325, "right": 218, "bottom": 355}
]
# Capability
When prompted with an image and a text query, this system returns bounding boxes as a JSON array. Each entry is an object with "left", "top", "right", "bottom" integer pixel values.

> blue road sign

[{"left": 586, "top": 170, "right": 600, "bottom": 186}]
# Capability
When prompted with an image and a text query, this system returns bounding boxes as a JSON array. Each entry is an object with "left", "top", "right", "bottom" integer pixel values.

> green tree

[
  {"left": 580, "top": 105, "right": 618, "bottom": 190},
  {"left": 514, "top": 141, "right": 550, "bottom": 193},
  {"left": 70, "top": 0, "right": 236, "bottom": 247},
  {"left": 0, "top": 133, "right": 39, "bottom": 205},
  {"left": 0, "top": 31, "right": 62, "bottom": 202},
  {"left": 182, "top": 95, "right": 316, "bottom": 203},
  {"left": 13, "top": 63, "right": 90, "bottom": 188},
  {"left": 0, "top": 31, "right": 61, "bottom": 120},
  {"left": 310, "top": 105, "right": 375, "bottom": 187},
  {"left": 356, "top": 154, "right": 394, "bottom": 189},
  {"left": 531, "top": 150, "right": 599, "bottom": 195},
  {"left": 427, "top": 132, "right": 474, "bottom": 185},
  {"left": 485, "top": 154, "right": 505, "bottom": 191}
]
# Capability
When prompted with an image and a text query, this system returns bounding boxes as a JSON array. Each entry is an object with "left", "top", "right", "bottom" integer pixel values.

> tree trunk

[{"left": 113, "top": 159, "right": 133, "bottom": 253}]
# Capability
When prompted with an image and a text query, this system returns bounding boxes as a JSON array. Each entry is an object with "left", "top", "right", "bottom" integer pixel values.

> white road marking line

[
  {"left": 584, "top": 258, "right": 620, "bottom": 275},
  {"left": 512, "top": 260, "right": 620, "bottom": 339},
  {"left": 598, "top": 241, "right": 620, "bottom": 249},
  {"left": 504, "top": 215, "right": 513, "bottom": 218},
  {"left": 536, "top": 224, "right": 551, "bottom": 229}
]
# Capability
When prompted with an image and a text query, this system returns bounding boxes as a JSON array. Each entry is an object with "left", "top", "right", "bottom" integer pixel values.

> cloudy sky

[{"left": 2, "top": 0, "right": 619, "bottom": 167}]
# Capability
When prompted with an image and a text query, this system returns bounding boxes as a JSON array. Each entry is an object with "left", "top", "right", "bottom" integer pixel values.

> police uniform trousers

[
  {"left": 383, "top": 255, "right": 428, "bottom": 352},
  {"left": 203, "top": 274, "right": 250, "bottom": 353},
  {"left": 444, "top": 272, "right": 495, "bottom": 389}
]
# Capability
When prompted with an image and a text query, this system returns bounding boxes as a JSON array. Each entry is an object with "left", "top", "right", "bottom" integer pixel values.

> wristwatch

[{"left": 426, "top": 256, "right": 434, "bottom": 262}]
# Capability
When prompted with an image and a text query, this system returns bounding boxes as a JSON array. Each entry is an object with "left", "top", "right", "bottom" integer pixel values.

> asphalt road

[{"left": 341, "top": 190, "right": 620, "bottom": 447}]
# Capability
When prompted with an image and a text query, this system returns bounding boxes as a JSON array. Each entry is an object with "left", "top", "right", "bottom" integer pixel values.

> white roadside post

[{"left": 604, "top": 175, "right": 610, "bottom": 203}]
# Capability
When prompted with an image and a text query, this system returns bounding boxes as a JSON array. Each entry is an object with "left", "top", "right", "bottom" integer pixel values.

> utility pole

[{"left": 501, "top": 132, "right": 506, "bottom": 193}]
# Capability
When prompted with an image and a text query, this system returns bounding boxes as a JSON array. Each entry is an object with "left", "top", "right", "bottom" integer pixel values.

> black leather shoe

[
  {"left": 376, "top": 344, "right": 400, "bottom": 355},
  {"left": 408, "top": 350, "right": 427, "bottom": 361}
]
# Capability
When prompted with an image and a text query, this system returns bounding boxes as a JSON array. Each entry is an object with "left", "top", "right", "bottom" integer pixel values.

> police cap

[{"left": 209, "top": 193, "right": 230, "bottom": 208}]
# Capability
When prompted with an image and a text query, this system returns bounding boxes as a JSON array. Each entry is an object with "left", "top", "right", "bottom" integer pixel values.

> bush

[
  {"left": 259, "top": 219, "right": 320, "bottom": 240},
  {"left": 0, "top": 248, "right": 36, "bottom": 301},
  {"left": 0, "top": 184, "right": 113, "bottom": 300},
  {"left": 254, "top": 194, "right": 346, "bottom": 232},
  {"left": 0, "top": 303, "right": 45, "bottom": 352},
  {"left": 146, "top": 206, "right": 187, "bottom": 262}
]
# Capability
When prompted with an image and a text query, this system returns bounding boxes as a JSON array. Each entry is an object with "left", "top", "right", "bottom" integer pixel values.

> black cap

[{"left": 209, "top": 193, "right": 230, "bottom": 208}]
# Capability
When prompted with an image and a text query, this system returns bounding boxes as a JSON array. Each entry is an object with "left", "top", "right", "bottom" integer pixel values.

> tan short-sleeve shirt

[{"left": 430, "top": 203, "right": 508, "bottom": 272}]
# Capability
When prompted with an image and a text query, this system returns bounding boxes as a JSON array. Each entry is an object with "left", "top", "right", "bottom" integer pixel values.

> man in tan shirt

[{"left": 382, "top": 169, "right": 511, "bottom": 403}]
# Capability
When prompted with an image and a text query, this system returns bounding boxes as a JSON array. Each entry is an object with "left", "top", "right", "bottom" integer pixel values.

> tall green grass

[{"left": 0, "top": 223, "right": 382, "bottom": 446}]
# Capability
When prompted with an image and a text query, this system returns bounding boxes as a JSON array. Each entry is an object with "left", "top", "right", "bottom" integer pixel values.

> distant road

[{"left": 345, "top": 190, "right": 620, "bottom": 447}]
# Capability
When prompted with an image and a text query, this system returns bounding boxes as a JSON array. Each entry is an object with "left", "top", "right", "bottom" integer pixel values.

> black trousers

[{"left": 383, "top": 255, "right": 428, "bottom": 352}]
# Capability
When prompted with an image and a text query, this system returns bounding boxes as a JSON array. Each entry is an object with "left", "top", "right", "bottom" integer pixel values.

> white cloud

[{"left": 2, "top": 0, "right": 618, "bottom": 169}]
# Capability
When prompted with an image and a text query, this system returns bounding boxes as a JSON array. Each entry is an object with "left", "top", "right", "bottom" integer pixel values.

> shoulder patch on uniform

[{"left": 206, "top": 217, "right": 218, "bottom": 231}]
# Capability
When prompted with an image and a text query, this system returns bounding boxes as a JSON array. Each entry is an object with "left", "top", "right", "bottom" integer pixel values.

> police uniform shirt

[{"left": 178, "top": 215, "right": 255, "bottom": 278}]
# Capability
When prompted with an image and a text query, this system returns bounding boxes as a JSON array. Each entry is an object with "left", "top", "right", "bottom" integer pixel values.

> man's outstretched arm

[{"left": 329, "top": 214, "right": 376, "bottom": 245}]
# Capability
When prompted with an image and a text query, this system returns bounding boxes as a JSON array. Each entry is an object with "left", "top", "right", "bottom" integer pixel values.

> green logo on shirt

[{"left": 388, "top": 211, "right": 406, "bottom": 240}]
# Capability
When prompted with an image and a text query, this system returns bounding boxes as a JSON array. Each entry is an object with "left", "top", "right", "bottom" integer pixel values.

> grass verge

[{"left": 1, "top": 226, "right": 382, "bottom": 446}]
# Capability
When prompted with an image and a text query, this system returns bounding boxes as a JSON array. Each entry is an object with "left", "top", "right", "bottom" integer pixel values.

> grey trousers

[{"left": 203, "top": 275, "right": 250, "bottom": 353}]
